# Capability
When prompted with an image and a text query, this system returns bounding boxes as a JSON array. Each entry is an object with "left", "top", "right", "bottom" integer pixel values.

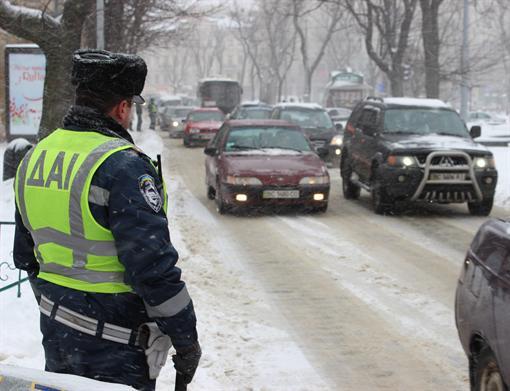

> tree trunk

[
  {"left": 420, "top": 0, "right": 442, "bottom": 98},
  {"left": 390, "top": 71, "right": 404, "bottom": 97},
  {"left": 303, "top": 70, "right": 312, "bottom": 102}
]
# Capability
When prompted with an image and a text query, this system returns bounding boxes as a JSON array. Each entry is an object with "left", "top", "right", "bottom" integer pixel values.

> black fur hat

[{"left": 72, "top": 49, "right": 147, "bottom": 103}]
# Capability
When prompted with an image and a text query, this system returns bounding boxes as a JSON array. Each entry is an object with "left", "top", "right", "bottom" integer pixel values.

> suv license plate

[
  {"left": 430, "top": 173, "right": 466, "bottom": 181},
  {"left": 262, "top": 190, "right": 300, "bottom": 199}
]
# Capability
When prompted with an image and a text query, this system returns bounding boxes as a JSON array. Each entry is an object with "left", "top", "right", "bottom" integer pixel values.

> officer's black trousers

[{"left": 41, "top": 315, "right": 156, "bottom": 391}]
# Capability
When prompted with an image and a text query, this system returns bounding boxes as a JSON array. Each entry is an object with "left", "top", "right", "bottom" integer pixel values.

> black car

[
  {"left": 230, "top": 102, "right": 273, "bottom": 120},
  {"left": 341, "top": 97, "right": 497, "bottom": 215},
  {"left": 271, "top": 103, "right": 343, "bottom": 166},
  {"left": 455, "top": 219, "right": 510, "bottom": 391}
]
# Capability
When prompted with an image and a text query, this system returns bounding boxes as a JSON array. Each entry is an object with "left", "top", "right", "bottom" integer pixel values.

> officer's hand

[{"left": 172, "top": 341, "right": 202, "bottom": 384}]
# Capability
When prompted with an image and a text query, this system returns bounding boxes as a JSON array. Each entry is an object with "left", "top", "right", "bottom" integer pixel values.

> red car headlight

[
  {"left": 226, "top": 176, "right": 263, "bottom": 186},
  {"left": 299, "top": 176, "right": 329, "bottom": 185}
]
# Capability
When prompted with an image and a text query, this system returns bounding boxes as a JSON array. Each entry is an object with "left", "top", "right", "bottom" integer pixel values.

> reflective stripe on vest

[{"left": 16, "top": 131, "right": 134, "bottom": 292}]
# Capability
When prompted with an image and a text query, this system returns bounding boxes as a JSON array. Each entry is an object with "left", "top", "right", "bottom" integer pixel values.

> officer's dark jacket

[{"left": 13, "top": 105, "right": 197, "bottom": 349}]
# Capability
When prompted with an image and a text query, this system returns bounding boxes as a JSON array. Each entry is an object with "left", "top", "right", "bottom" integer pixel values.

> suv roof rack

[{"left": 365, "top": 96, "right": 383, "bottom": 102}]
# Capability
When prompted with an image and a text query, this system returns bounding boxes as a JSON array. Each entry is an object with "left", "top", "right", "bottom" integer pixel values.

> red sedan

[
  {"left": 184, "top": 107, "right": 225, "bottom": 147},
  {"left": 204, "top": 120, "right": 330, "bottom": 214}
]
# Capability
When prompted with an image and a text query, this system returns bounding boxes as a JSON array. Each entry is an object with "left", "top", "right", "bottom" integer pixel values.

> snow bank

[
  {"left": 490, "top": 146, "right": 510, "bottom": 207},
  {"left": 0, "top": 364, "right": 133, "bottom": 390}
]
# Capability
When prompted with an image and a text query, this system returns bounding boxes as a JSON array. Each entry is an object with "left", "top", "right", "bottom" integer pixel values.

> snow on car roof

[
  {"left": 199, "top": 77, "right": 238, "bottom": 83},
  {"left": 227, "top": 119, "right": 299, "bottom": 127},
  {"left": 383, "top": 97, "right": 451, "bottom": 109},
  {"left": 274, "top": 102, "right": 324, "bottom": 110}
]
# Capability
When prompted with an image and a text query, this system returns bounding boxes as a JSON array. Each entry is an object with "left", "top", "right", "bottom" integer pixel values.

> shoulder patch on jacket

[{"left": 139, "top": 174, "right": 162, "bottom": 212}]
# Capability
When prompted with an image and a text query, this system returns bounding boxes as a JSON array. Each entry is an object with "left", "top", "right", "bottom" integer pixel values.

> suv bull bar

[{"left": 410, "top": 151, "right": 483, "bottom": 203}]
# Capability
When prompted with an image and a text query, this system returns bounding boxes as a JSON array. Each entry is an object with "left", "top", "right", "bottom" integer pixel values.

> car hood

[
  {"left": 302, "top": 127, "right": 337, "bottom": 141},
  {"left": 222, "top": 152, "right": 327, "bottom": 176},
  {"left": 381, "top": 133, "right": 490, "bottom": 154},
  {"left": 189, "top": 120, "right": 222, "bottom": 129}
]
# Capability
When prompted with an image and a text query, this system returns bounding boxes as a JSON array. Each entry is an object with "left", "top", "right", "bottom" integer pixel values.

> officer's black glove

[{"left": 172, "top": 341, "right": 201, "bottom": 384}]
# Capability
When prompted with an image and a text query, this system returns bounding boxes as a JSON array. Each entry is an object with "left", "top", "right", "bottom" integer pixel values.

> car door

[
  {"left": 492, "top": 244, "right": 510, "bottom": 382},
  {"left": 206, "top": 124, "right": 229, "bottom": 188},
  {"left": 352, "top": 106, "right": 380, "bottom": 182}
]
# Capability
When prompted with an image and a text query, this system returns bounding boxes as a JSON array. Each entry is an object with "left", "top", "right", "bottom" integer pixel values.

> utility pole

[
  {"left": 96, "top": 0, "right": 105, "bottom": 50},
  {"left": 460, "top": 0, "right": 469, "bottom": 120}
]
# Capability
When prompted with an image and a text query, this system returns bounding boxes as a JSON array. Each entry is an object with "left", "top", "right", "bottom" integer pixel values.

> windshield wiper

[
  {"left": 228, "top": 145, "right": 259, "bottom": 150},
  {"left": 262, "top": 146, "right": 303, "bottom": 153},
  {"left": 383, "top": 130, "right": 421, "bottom": 135},
  {"left": 431, "top": 132, "right": 464, "bottom": 137}
]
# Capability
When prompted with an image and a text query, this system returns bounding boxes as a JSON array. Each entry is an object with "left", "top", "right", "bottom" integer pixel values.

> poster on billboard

[{"left": 5, "top": 44, "right": 45, "bottom": 141}]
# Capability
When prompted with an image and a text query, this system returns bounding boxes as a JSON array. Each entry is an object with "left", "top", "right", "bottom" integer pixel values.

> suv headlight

[
  {"left": 172, "top": 121, "right": 179, "bottom": 127},
  {"left": 330, "top": 135, "right": 343, "bottom": 146},
  {"left": 387, "top": 155, "right": 418, "bottom": 167},
  {"left": 299, "top": 176, "right": 330, "bottom": 185},
  {"left": 190, "top": 128, "right": 200, "bottom": 134},
  {"left": 226, "top": 176, "right": 262, "bottom": 186},
  {"left": 473, "top": 156, "right": 495, "bottom": 169}
]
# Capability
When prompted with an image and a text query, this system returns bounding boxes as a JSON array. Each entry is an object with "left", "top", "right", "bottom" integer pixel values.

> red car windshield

[
  {"left": 224, "top": 127, "right": 312, "bottom": 152},
  {"left": 189, "top": 111, "right": 224, "bottom": 122}
]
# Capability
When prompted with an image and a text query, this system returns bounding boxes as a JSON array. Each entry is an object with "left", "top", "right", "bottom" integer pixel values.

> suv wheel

[
  {"left": 468, "top": 197, "right": 493, "bottom": 216},
  {"left": 341, "top": 156, "right": 360, "bottom": 200},
  {"left": 474, "top": 346, "right": 508, "bottom": 391},
  {"left": 371, "top": 170, "right": 394, "bottom": 215}
]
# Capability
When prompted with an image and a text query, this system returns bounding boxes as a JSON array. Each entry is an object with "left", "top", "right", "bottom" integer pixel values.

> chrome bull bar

[{"left": 410, "top": 151, "right": 483, "bottom": 202}]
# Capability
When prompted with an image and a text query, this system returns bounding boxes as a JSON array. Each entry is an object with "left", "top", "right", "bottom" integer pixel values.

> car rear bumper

[
  {"left": 220, "top": 183, "right": 330, "bottom": 207},
  {"left": 185, "top": 132, "right": 216, "bottom": 144},
  {"left": 380, "top": 166, "right": 497, "bottom": 202}
]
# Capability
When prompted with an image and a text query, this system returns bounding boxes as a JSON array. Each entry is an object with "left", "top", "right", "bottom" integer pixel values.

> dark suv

[
  {"left": 455, "top": 219, "right": 510, "bottom": 391},
  {"left": 272, "top": 103, "right": 343, "bottom": 165},
  {"left": 341, "top": 97, "right": 498, "bottom": 215}
]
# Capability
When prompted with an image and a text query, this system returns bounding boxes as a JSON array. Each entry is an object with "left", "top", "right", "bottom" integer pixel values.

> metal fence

[{"left": 0, "top": 221, "right": 27, "bottom": 297}]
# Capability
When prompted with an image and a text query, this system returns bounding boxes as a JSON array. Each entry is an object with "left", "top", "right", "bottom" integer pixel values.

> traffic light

[{"left": 402, "top": 64, "right": 412, "bottom": 81}]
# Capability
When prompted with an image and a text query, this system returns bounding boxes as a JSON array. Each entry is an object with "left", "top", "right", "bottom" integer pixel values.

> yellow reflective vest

[{"left": 15, "top": 129, "right": 161, "bottom": 294}]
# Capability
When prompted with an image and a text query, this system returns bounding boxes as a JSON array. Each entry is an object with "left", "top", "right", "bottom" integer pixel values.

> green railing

[{"left": 0, "top": 221, "right": 28, "bottom": 297}]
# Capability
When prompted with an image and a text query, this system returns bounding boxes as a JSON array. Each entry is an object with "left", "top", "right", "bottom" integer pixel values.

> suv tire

[
  {"left": 341, "top": 156, "right": 361, "bottom": 200},
  {"left": 468, "top": 197, "right": 493, "bottom": 216},
  {"left": 474, "top": 345, "right": 508, "bottom": 391},
  {"left": 371, "top": 169, "right": 394, "bottom": 215}
]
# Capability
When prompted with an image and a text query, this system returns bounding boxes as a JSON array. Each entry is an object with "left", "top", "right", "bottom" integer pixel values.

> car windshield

[
  {"left": 224, "top": 127, "right": 312, "bottom": 152},
  {"left": 189, "top": 111, "right": 224, "bottom": 122},
  {"left": 237, "top": 108, "right": 272, "bottom": 119},
  {"left": 167, "top": 108, "right": 192, "bottom": 117},
  {"left": 383, "top": 108, "right": 468, "bottom": 137},
  {"left": 280, "top": 108, "right": 333, "bottom": 130}
]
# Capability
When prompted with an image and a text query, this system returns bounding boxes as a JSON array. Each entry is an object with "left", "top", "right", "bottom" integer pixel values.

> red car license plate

[
  {"left": 262, "top": 190, "right": 300, "bottom": 199},
  {"left": 199, "top": 133, "right": 214, "bottom": 140}
]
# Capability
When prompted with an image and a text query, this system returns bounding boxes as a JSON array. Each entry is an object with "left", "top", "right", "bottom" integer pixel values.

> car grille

[
  {"left": 416, "top": 153, "right": 469, "bottom": 166},
  {"left": 311, "top": 140, "right": 327, "bottom": 149}
]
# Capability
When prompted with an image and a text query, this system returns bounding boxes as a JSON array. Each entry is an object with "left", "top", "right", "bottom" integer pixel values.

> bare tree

[
  {"left": 420, "top": 0, "right": 443, "bottom": 98},
  {"left": 231, "top": 0, "right": 297, "bottom": 103},
  {"left": 292, "top": 0, "right": 344, "bottom": 102},
  {"left": 344, "top": 0, "right": 418, "bottom": 96},
  {"left": 0, "top": 0, "right": 94, "bottom": 139}
]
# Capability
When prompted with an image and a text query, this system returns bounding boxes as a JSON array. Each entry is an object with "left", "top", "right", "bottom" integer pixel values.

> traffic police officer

[{"left": 13, "top": 49, "right": 201, "bottom": 390}]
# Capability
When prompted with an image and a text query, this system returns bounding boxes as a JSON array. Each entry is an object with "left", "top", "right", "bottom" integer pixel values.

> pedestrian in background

[
  {"left": 136, "top": 101, "right": 143, "bottom": 131},
  {"left": 149, "top": 97, "right": 157, "bottom": 130},
  {"left": 13, "top": 49, "right": 201, "bottom": 391}
]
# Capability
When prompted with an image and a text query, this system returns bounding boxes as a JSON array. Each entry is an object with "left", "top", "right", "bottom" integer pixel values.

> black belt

[{"left": 39, "top": 294, "right": 140, "bottom": 346}]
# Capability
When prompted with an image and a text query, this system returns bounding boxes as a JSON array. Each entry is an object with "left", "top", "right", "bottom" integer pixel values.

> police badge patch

[{"left": 138, "top": 174, "right": 162, "bottom": 212}]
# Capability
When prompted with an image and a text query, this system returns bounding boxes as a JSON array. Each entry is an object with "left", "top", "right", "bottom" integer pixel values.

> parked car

[
  {"left": 326, "top": 107, "right": 352, "bottom": 130},
  {"left": 271, "top": 103, "right": 343, "bottom": 166},
  {"left": 183, "top": 107, "right": 225, "bottom": 147},
  {"left": 455, "top": 218, "right": 510, "bottom": 391},
  {"left": 468, "top": 111, "right": 506, "bottom": 126},
  {"left": 230, "top": 102, "right": 273, "bottom": 120},
  {"left": 160, "top": 106, "right": 193, "bottom": 137},
  {"left": 204, "top": 119, "right": 330, "bottom": 214},
  {"left": 341, "top": 97, "right": 497, "bottom": 215}
]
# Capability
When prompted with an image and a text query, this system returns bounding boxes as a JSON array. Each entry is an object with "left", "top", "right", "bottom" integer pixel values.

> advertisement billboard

[{"left": 5, "top": 44, "right": 45, "bottom": 141}]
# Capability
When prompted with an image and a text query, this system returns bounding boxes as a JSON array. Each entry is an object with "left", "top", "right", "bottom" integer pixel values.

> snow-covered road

[{"left": 1, "top": 130, "right": 509, "bottom": 390}]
